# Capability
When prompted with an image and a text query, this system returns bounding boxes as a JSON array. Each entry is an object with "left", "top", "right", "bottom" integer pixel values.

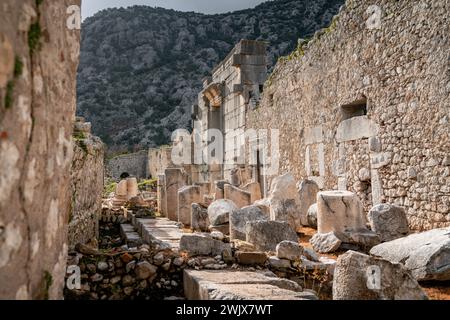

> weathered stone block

[
  {"left": 370, "top": 227, "right": 450, "bottom": 281},
  {"left": 229, "top": 205, "right": 268, "bottom": 240},
  {"left": 208, "top": 199, "right": 237, "bottom": 227},
  {"left": 333, "top": 251, "right": 428, "bottom": 300},
  {"left": 368, "top": 204, "right": 409, "bottom": 242},
  {"left": 242, "top": 181, "right": 262, "bottom": 204},
  {"left": 307, "top": 203, "right": 318, "bottom": 228},
  {"left": 246, "top": 221, "right": 298, "bottom": 252},
  {"left": 235, "top": 251, "right": 267, "bottom": 265},
  {"left": 165, "top": 168, "right": 187, "bottom": 221},
  {"left": 180, "top": 234, "right": 231, "bottom": 258},
  {"left": 177, "top": 185, "right": 201, "bottom": 226},
  {"left": 268, "top": 173, "right": 302, "bottom": 230},
  {"left": 317, "top": 190, "right": 367, "bottom": 234},
  {"left": 297, "top": 179, "right": 320, "bottom": 226},
  {"left": 276, "top": 241, "right": 304, "bottom": 261},
  {"left": 191, "top": 203, "right": 209, "bottom": 232},
  {"left": 310, "top": 232, "right": 342, "bottom": 253},
  {"left": 224, "top": 184, "right": 251, "bottom": 209}
]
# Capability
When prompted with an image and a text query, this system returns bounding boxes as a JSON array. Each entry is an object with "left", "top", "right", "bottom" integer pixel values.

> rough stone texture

[
  {"left": 370, "top": 227, "right": 450, "bottom": 281},
  {"left": 191, "top": 203, "right": 209, "bottom": 232},
  {"left": 317, "top": 191, "right": 367, "bottom": 234},
  {"left": 307, "top": 203, "right": 318, "bottom": 229},
  {"left": 245, "top": 221, "right": 298, "bottom": 252},
  {"left": 184, "top": 270, "right": 317, "bottom": 300},
  {"left": 179, "top": 234, "right": 232, "bottom": 257},
  {"left": 246, "top": 0, "right": 450, "bottom": 231},
  {"left": 268, "top": 256, "right": 292, "bottom": 270},
  {"left": 253, "top": 198, "right": 271, "bottom": 216},
  {"left": 235, "top": 251, "right": 267, "bottom": 265},
  {"left": 106, "top": 150, "right": 148, "bottom": 180},
  {"left": 276, "top": 241, "right": 304, "bottom": 261},
  {"left": 177, "top": 185, "right": 201, "bottom": 226},
  {"left": 310, "top": 232, "right": 342, "bottom": 254},
  {"left": 207, "top": 199, "right": 237, "bottom": 227},
  {"left": 368, "top": 203, "right": 409, "bottom": 242},
  {"left": 164, "top": 168, "right": 187, "bottom": 221},
  {"left": 267, "top": 173, "right": 302, "bottom": 231},
  {"left": 69, "top": 118, "right": 104, "bottom": 249},
  {"left": 229, "top": 205, "right": 268, "bottom": 240},
  {"left": 147, "top": 146, "right": 174, "bottom": 179},
  {"left": 0, "top": 0, "right": 81, "bottom": 299},
  {"left": 242, "top": 181, "right": 262, "bottom": 204},
  {"left": 157, "top": 174, "right": 166, "bottom": 215},
  {"left": 297, "top": 179, "right": 320, "bottom": 226},
  {"left": 224, "top": 184, "right": 251, "bottom": 209},
  {"left": 333, "top": 251, "right": 428, "bottom": 300}
]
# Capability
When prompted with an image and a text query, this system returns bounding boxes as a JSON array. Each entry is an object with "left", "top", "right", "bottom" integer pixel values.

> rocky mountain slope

[{"left": 77, "top": 0, "right": 344, "bottom": 153}]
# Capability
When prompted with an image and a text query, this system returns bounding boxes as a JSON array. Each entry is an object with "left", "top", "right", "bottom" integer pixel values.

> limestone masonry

[
  {"left": 245, "top": 0, "right": 450, "bottom": 231},
  {"left": 69, "top": 117, "right": 104, "bottom": 249},
  {"left": 0, "top": 0, "right": 81, "bottom": 299}
]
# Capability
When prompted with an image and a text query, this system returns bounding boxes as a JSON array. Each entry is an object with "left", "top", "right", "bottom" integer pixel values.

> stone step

[
  {"left": 120, "top": 224, "right": 143, "bottom": 248},
  {"left": 131, "top": 217, "right": 184, "bottom": 249},
  {"left": 183, "top": 270, "right": 318, "bottom": 300}
]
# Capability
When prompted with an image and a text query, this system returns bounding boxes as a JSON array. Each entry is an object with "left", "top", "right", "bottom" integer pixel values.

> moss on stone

[
  {"left": 5, "top": 81, "right": 14, "bottom": 109},
  {"left": 43, "top": 271, "right": 53, "bottom": 300},
  {"left": 14, "top": 56, "right": 23, "bottom": 78},
  {"left": 28, "top": 22, "right": 42, "bottom": 55}
]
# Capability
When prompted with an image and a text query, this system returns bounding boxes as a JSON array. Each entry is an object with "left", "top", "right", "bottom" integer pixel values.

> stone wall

[
  {"left": 246, "top": 0, "right": 450, "bottom": 231},
  {"left": 69, "top": 118, "right": 104, "bottom": 249},
  {"left": 107, "top": 150, "right": 148, "bottom": 180},
  {"left": 0, "top": 0, "right": 81, "bottom": 299},
  {"left": 148, "top": 146, "right": 174, "bottom": 179},
  {"left": 192, "top": 40, "right": 267, "bottom": 183}
]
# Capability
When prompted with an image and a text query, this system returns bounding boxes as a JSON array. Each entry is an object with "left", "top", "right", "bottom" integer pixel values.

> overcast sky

[{"left": 82, "top": 0, "right": 269, "bottom": 19}]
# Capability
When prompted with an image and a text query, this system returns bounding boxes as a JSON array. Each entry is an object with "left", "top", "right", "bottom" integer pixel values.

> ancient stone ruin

[{"left": 0, "top": 0, "right": 449, "bottom": 302}]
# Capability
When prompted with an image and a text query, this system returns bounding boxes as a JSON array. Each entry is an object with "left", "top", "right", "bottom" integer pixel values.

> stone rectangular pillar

[
  {"left": 157, "top": 174, "right": 166, "bottom": 216},
  {"left": 165, "top": 168, "right": 187, "bottom": 221},
  {"left": 224, "top": 184, "right": 251, "bottom": 208},
  {"left": 178, "top": 185, "right": 201, "bottom": 226}
]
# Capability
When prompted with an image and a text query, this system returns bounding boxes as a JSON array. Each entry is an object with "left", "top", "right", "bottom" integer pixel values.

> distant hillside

[{"left": 77, "top": 0, "right": 344, "bottom": 153}]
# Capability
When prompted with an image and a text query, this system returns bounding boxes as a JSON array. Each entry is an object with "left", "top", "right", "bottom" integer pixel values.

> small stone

[
  {"left": 235, "top": 251, "right": 267, "bottom": 265},
  {"left": 123, "top": 287, "right": 134, "bottom": 296},
  {"left": 306, "top": 203, "right": 318, "bottom": 229},
  {"left": 91, "top": 273, "right": 103, "bottom": 282},
  {"left": 173, "top": 257, "right": 185, "bottom": 267},
  {"left": 122, "top": 275, "right": 135, "bottom": 287},
  {"left": 135, "top": 261, "right": 158, "bottom": 280},
  {"left": 162, "top": 262, "right": 171, "bottom": 271},
  {"left": 86, "top": 264, "right": 96, "bottom": 273},
  {"left": 137, "top": 280, "right": 148, "bottom": 290},
  {"left": 153, "top": 252, "right": 165, "bottom": 266},
  {"left": 303, "top": 247, "right": 320, "bottom": 262},
  {"left": 121, "top": 253, "right": 134, "bottom": 263},
  {"left": 276, "top": 241, "right": 304, "bottom": 261},
  {"left": 110, "top": 276, "right": 121, "bottom": 285},
  {"left": 201, "top": 258, "right": 216, "bottom": 266},
  {"left": 211, "top": 231, "right": 225, "bottom": 241},
  {"left": 126, "top": 261, "right": 136, "bottom": 273},
  {"left": 268, "top": 256, "right": 291, "bottom": 270},
  {"left": 171, "top": 280, "right": 178, "bottom": 287},
  {"left": 310, "top": 232, "right": 342, "bottom": 253}
]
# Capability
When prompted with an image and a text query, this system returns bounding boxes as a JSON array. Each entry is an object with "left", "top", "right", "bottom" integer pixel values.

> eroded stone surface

[
  {"left": 246, "top": 221, "right": 298, "bottom": 252},
  {"left": 229, "top": 205, "right": 268, "bottom": 240},
  {"left": 333, "top": 251, "right": 428, "bottom": 300},
  {"left": 368, "top": 204, "right": 409, "bottom": 242},
  {"left": 370, "top": 227, "right": 450, "bottom": 281}
]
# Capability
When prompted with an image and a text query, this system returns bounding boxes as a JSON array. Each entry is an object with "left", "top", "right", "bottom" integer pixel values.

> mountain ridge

[{"left": 77, "top": 0, "right": 344, "bottom": 154}]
